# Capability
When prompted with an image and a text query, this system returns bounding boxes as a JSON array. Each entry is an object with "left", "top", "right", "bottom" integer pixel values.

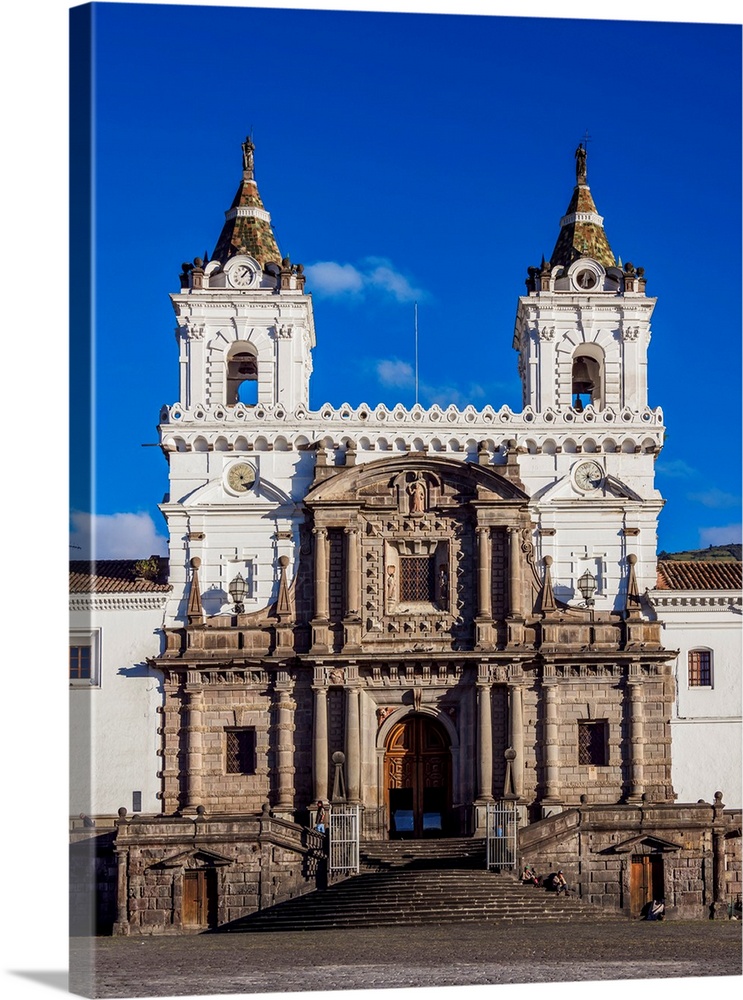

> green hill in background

[{"left": 658, "top": 543, "right": 742, "bottom": 562}]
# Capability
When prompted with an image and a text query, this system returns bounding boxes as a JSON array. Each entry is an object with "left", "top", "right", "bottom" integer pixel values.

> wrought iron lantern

[
  {"left": 577, "top": 569, "right": 597, "bottom": 607},
  {"left": 228, "top": 572, "right": 248, "bottom": 614}
]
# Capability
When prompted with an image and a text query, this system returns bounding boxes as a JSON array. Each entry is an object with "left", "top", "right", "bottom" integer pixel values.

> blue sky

[{"left": 67, "top": 2, "right": 741, "bottom": 561}]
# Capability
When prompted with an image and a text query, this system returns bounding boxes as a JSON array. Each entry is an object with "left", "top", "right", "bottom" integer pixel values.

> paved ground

[{"left": 69, "top": 920, "right": 742, "bottom": 998}]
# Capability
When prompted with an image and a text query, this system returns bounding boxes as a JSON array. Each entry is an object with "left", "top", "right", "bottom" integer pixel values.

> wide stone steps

[{"left": 222, "top": 840, "right": 615, "bottom": 932}]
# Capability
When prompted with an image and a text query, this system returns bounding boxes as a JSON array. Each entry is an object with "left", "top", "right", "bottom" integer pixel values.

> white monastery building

[{"left": 71, "top": 139, "right": 741, "bottom": 933}]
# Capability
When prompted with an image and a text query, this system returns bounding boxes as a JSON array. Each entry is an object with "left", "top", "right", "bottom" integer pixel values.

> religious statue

[
  {"left": 438, "top": 564, "right": 449, "bottom": 605},
  {"left": 386, "top": 565, "right": 396, "bottom": 601},
  {"left": 242, "top": 136, "right": 255, "bottom": 175},
  {"left": 407, "top": 477, "right": 426, "bottom": 514},
  {"left": 575, "top": 142, "right": 587, "bottom": 182}
]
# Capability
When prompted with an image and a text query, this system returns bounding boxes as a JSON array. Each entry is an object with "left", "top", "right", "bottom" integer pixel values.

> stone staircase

[{"left": 222, "top": 838, "right": 616, "bottom": 932}]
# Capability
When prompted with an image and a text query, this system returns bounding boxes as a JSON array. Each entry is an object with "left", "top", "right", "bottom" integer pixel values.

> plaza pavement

[{"left": 69, "top": 919, "right": 742, "bottom": 998}]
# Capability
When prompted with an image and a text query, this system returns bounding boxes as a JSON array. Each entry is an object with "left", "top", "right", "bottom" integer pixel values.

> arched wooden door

[{"left": 385, "top": 715, "right": 451, "bottom": 839}]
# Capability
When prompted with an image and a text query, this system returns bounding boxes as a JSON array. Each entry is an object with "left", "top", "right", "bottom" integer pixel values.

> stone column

[
  {"left": 476, "top": 526, "right": 492, "bottom": 619},
  {"left": 508, "top": 683, "right": 524, "bottom": 798},
  {"left": 543, "top": 681, "right": 560, "bottom": 807},
  {"left": 627, "top": 677, "right": 645, "bottom": 802},
  {"left": 345, "top": 686, "right": 361, "bottom": 802},
  {"left": 313, "top": 527, "right": 329, "bottom": 620},
  {"left": 275, "top": 673, "right": 295, "bottom": 814},
  {"left": 312, "top": 684, "right": 329, "bottom": 802},
  {"left": 184, "top": 687, "right": 204, "bottom": 809},
  {"left": 112, "top": 847, "right": 130, "bottom": 935},
  {"left": 476, "top": 682, "right": 494, "bottom": 801},
  {"left": 345, "top": 527, "right": 360, "bottom": 618},
  {"left": 508, "top": 527, "right": 523, "bottom": 617},
  {"left": 711, "top": 792, "right": 728, "bottom": 919}
]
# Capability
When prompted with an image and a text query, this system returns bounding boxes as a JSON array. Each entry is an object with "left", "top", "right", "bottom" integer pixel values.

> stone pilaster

[
  {"left": 312, "top": 680, "right": 329, "bottom": 803},
  {"left": 542, "top": 679, "right": 561, "bottom": 814},
  {"left": 507, "top": 682, "right": 524, "bottom": 798},
  {"left": 274, "top": 670, "right": 295, "bottom": 816},
  {"left": 345, "top": 686, "right": 361, "bottom": 802},
  {"left": 476, "top": 526, "right": 492, "bottom": 620},
  {"left": 345, "top": 527, "right": 360, "bottom": 618},
  {"left": 476, "top": 679, "right": 494, "bottom": 802},
  {"left": 508, "top": 527, "right": 523, "bottom": 618},
  {"left": 184, "top": 686, "right": 204, "bottom": 811},
  {"left": 627, "top": 676, "right": 645, "bottom": 803},
  {"left": 313, "top": 527, "right": 329, "bottom": 621}
]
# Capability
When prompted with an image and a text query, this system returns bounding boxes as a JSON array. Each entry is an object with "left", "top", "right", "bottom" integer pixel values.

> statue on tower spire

[
  {"left": 575, "top": 142, "right": 587, "bottom": 184},
  {"left": 242, "top": 135, "right": 255, "bottom": 178}
]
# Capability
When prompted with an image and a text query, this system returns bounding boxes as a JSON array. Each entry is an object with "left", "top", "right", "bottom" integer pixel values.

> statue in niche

[
  {"left": 407, "top": 476, "right": 426, "bottom": 514},
  {"left": 438, "top": 563, "right": 449, "bottom": 607},
  {"left": 386, "top": 565, "right": 397, "bottom": 602}
]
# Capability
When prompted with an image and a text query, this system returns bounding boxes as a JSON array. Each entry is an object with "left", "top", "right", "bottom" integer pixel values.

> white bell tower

[
  {"left": 513, "top": 142, "right": 656, "bottom": 416},
  {"left": 170, "top": 136, "right": 315, "bottom": 413},
  {"left": 158, "top": 138, "right": 316, "bottom": 627}
]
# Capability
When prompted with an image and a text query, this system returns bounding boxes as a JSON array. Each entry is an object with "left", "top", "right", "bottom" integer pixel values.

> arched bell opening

[
  {"left": 571, "top": 347, "right": 604, "bottom": 411},
  {"left": 384, "top": 714, "right": 452, "bottom": 840},
  {"left": 226, "top": 343, "right": 258, "bottom": 405}
]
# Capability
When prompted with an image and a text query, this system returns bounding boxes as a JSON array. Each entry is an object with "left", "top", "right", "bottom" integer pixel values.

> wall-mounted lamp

[
  {"left": 229, "top": 573, "right": 247, "bottom": 614},
  {"left": 577, "top": 569, "right": 597, "bottom": 607}
]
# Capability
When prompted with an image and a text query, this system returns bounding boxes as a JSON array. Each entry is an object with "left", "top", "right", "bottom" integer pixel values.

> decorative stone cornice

[{"left": 70, "top": 595, "right": 168, "bottom": 613}]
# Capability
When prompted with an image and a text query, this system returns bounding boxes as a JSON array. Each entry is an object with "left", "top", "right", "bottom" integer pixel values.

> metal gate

[
  {"left": 485, "top": 800, "right": 518, "bottom": 870},
  {"left": 329, "top": 804, "right": 360, "bottom": 874}
]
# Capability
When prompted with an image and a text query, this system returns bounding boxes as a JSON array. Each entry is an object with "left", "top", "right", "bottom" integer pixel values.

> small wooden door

[
  {"left": 630, "top": 855, "right": 664, "bottom": 917},
  {"left": 182, "top": 869, "right": 218, "bottom": 928},
  {"left": 385, "top": 715, "right": 450, "bottom": 839}
]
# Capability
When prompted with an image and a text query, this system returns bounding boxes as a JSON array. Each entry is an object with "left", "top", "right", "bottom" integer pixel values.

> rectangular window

[
  {"left": 132, "top": 791, "right": 142, "bottom": 813},
  {"left": 400, "top": 557, "right": 434, "bottom": 602},
  {"left": 69, "top": 629, "right": 101, "bottom": 687},
  {"left": 226, "top": 728, "right": 256, "bottom": 774},
  {"left": 578, "top": 720, "right": 609, "bottom": 766},
  {"left": 69, "top": 645, "right": 91, "bottom": 680},
  {"left": 688, "top": 650, "right": 712, "bottom": 687}
]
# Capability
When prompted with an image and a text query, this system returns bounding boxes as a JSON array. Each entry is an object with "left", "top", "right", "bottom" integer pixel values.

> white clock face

[
  {"left": 574, "top": 461, "right": 603, "bottom": 492},
  {"left": 230, "top": 263, "right": 256, "bottom": 288},
  {"left": 226, "top": 463, "right": 256, "bottom": 493}
]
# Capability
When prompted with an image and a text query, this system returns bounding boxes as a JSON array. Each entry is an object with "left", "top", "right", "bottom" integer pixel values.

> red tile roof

[
  {"left": 69, "top": 558, "right": 171, "bottom": 594},
  {"left": 656, "top": 560, "right": 742, "bottom": 591}
]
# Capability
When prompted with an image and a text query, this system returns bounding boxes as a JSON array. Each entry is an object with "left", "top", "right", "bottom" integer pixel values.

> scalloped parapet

[{"left": 159, "top": 400, "right": 665, "bottom": 454}]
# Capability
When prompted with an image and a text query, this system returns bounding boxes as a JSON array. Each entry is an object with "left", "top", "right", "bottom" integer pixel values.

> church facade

[{"left": 109, "top": 140, "right": 740, "bottom": 933}]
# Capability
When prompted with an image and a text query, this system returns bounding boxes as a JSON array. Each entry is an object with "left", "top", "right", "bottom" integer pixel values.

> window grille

[
  {"left": 70, "top": 645, "right": 91, "bottom": 680},
  {"left": 578, "top": 720, "right": 608, "bottom": 766},
  {"left": 400, "top": 557, "right": 434, "bottom": 602},
  {"left": 226, "top": 728, "right": 256, "bottom": 774},
  {"left": 688, "top": 650, "right": 711, "bottom": 687}
]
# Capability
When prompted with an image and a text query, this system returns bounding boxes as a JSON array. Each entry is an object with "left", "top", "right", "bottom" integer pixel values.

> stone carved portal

[{"left": 384, "top": 715, "right": 451, "bottom": 839}]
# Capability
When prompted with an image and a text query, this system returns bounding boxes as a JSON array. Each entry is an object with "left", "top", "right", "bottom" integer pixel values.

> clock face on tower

[
  {"left": 574, "top": 460, "right": 604, "bottom": 492},
  {"left": 229, "top": 263, "right": 257, "bottom": 288},
  {"left": 226, "top": 463, "right": 256, "bottom": 493}
]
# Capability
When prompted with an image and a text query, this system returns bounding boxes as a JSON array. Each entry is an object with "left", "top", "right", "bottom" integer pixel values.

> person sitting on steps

[{"left": 521, "top": 865, "right": 541, "bottom": 886}]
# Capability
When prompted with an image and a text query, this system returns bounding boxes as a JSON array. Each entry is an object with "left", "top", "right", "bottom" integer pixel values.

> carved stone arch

[{"left": 376, "top": 703, "right": 459, "bottom": 751}]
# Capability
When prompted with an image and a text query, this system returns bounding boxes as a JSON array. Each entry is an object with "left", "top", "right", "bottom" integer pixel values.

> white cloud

[
  {"left": 655, "top": 459, "right": 697, "bottom": 479},
  {"left": 377, "top": 359, "right": 415, "bottom": 388},
  {"left": 699, "top": 524, "right": 743, "bottom": 547},
  {"left": 687, "top": 488, "right": 739, "bottom": 509},
  {"left": 303, "top": 261, "right": 365, "bottom": 296},
  {"left": 305, "top": 257, "right": 424, "bottom": 303},
  {"left": 70, "top": 511, "right": 168, "bottom": 560}
]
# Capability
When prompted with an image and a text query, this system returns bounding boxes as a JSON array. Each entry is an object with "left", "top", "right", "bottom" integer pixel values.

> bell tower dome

[{"left": 513, "top": 144, "right": 656, "bottom": 416}]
